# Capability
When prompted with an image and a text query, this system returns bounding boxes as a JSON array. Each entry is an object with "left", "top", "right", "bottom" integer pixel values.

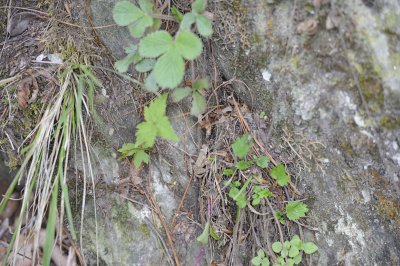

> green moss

[
  {"left": 138, "top": 223, "right": 151, "bottom": 239},
  {"left": 379, "top": 115, "right": 400, "bottom": 129}
]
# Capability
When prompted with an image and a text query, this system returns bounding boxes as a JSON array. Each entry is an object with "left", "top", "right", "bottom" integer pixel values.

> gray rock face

[{"left": 212, "top": 0, "right": 400, "bottom": 264}]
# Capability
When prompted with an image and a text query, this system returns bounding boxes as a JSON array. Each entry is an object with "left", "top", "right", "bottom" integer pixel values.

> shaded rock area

[{"left": 212, "top": 0, "right": 400, "bottom": 265}]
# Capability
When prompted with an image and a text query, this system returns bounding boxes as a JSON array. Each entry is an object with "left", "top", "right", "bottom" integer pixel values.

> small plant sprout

[
  {"left": 228, "top": 176, "right": 253, "bottom": 208},
  {"left": 271, "top": 235, "right": 318, "bottom": 265},
  {"left": 251, "top": 249, "right": 270, "bottom": 266},
  {"left": 231, "top": 134, "right": 253, "bottom": 159},
  {"left": 251, "top": 186, "right": 273, "bottom": 206},
  {"left": 269, "top": 163, "right": 290, "bottom": 186},
  {"left": 285, "top": 201, "right": 309, "bottom": 221}
]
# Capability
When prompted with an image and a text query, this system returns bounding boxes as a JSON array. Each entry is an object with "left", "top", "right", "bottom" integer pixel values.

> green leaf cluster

[
  {"left": 285, "top": 201, "right": 309, "bottom": 221},
  {"left": 118, "top": 94, "right": 178, "bottom": 168},
  {"left": 113, "top": 0, "right": 155, "bottom": 37},
  {"left": 180, "top": 0, "right": 213, "bottom": 37},
  {"left": 271, "top": 235, "right": 318, "bottom": 266},
  {"left": 251, "top": 249, "right": 270, "bottom": 266},
  {"left": 269, "top": 164, "right": 290, "bottom": 186},
  {"left": 231, "top": 134, "right": 253, "bottom": 159},
  {"left": 252, "top": 186, "right": 272, "bottom": 206},
  {"left": 228, "top": 176, "right": 253, "bottom": 208},
  {"left": 171, "top": 79, "right": 209, "bottom": 115}
]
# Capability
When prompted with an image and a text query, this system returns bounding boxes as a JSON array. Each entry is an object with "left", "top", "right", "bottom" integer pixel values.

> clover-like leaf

[
  {"left": 231, "top": 134, "right": 253, "bottom": 159},
  {"left": 192, "top": 0, "right": 206, "bottom": 13},
  {"left": 285, "top": 201, "right": 309, "bottom": 221},
  {"left": 176, "top": 31, "right": 203, "bottom": 60},
  {"left": 139, "top": 0, "right": 153, "bottom": 14},
  {"left": 289, "top": 246, "right": 299, "bottom": 258},
  {"left": 193, "top": 78, "right": 209, "bottom": 90},
  {"left": 196, "top": 15, "right": 213, "bottom": 37},
  {"left": 172, "top": 87, "right": 192, "bottom": 102},
  {"left": 269, "top": 164, "right": 290, "bottom": 186},
  {"left": 128, "top": 15, "right": 153, "bottom": 37},
  {"left": 191, "top": 91, "right": 207, "bottom": 115},
  {"left": 153, "top": 48, "right": 184, "bottom": 88},
  {"left": 303, "top": 242, "right": 318, "bottom": 254},
  {"left": 113, "top": 1, "right": 144, "bottom": 26},
  {"left": 180, "top": 13, "right": 196, "bottom": 30},
  {"left": 293, "top": 254, "right": 302, "bottom": 264},
  {"left": 144, "top": 71, "right": 158, "bottom": 92},
  {"left": 290, "top": 235, "right": 302, "bottom": 250},
  {"left": 135, "top": 58, "right": 156, "bottom": 73},
  {"left": 272, "top": 242, "right": 282, "bottom": 253},
  {"left": 139, "top": 31, "right": 173, "bottom": 57},
  {"left": 115, "top": 53, "right": 137, "bottom": 73}
]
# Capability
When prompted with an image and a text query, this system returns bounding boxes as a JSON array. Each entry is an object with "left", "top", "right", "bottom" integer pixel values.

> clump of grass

[{"left": 0, "top": 62, "right": 101, "bottom": 266}]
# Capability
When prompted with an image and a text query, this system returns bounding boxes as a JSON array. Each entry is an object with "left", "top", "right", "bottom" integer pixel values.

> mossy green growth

[
  {"left": 138, "top": 223, "right": 151, "bottom": 239},
  {"left": 379, "top": 115, "right": 400, "bottom": 129}
]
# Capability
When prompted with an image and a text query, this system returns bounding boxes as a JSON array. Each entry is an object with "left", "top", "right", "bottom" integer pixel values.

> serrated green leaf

[
  {"left": 231, "top": 134, "right": 253, "bottom": 159},
  {"left": 258, "top": 188, "right": 272, "bottom": 198},
  {"left": 256, "top": 155, "right": 270, "bottom": 168},
  {"left": 133, "top": 150, "right": 149, "bottom": 168},
  {"left": 193, "top": 78, "right": 209, "bottom": 90},
  {"left": 293, "top": 254, "right": 302, "bottom": 264},
  {"left": 144, "top": 93, "right": 168, "bottom": 122},
  {"left": 128, "top": 15, "right": 153, "bottom": 37},
  {"left": 285, "top": 201, "right": 309, "bottom": 221},
  {"left": 135, "top": 58, "right": 156, "bottom": 72},
  {"left": 303, "top": 242, "right": 318, "bottom": 254},
  {"left": 192, "top": 0, "right": 206, "bottom": 13},
  {"left": 172, "top": 87, "right": 192, "bottom": 102},
  {"left": 289, "top": 246, "right": 299, "bottom": 258},
  {"left": 176, "top": 31, "right": 203, "bottom": 60},
  {"left": 118, "top": 143, "right": 138, "bottom": 158},
  {"left": 196, "top": 222, "right": 210, "bottom": 244},
  {"left": 252, "top": 198, "right": 261, "bottom": 206},
  {"left": 113, "top": 1, "right": 144, "bottom": 26},
  {"left": 272, "top": 242, "right": 282, "bottom": 253},
  {"left": 191, "top": 91, "right": 207, "bottom": 115},
  {"left": 139, "top": 0, "right": 153, "bottom": 14},
  {"left": 180, "top": 13, "right": 196, "bottom": 30},
  {"left": 139, "top": 31, "right": 173, "bottom": 57},
  {"left": 269, "top": 164, "right": 290, "bottom": 186},
  {"left": 144, "top": 71, "right": 158, "bottom": 92},
  {"left": 135, "top": 121, "right": 157, "bottom": 148},
  {"left": 196, "top": 15, "right": 213, "bottom": 37},
  {"left": 156, "top": 116, "right": 179, "bottom": 141},
  {"left": 154, "top": 48, "right": 184, "bottom": 88},
  {"left": 287, "top": 259, "right": 295, "bottom": 266},
  {"left": 235, "top": 160, "right": 252, "bottom": 171},
  {"left": 228, "top": 187, "right": 240, "bottom": 199},
  {"left": 115, "top": 53, "right": 137, "bottom": 73},
  {"left": 209, "top": 226, "right": 220, "bottom": 240},
  {"left": 223, "top": 169, "right": 234, "bottom": 176}
]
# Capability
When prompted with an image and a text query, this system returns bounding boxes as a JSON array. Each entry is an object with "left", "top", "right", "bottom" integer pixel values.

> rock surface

[
  {"left": 87, "top": 0, "right": 400, "bottom": 265},
  {"left": 212, "top": 0, "right": 400, "bottom": 264}
]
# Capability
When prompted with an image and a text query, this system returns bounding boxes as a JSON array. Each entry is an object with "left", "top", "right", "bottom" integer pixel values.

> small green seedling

[
  {"left": 196, "top": 222, "right": 220, "bottom": 244},
  {"left": 228, "top": 176, "right": 253, "bottom": 208},
  {"left": 251, "top": 186, "right": 273, "bottom": 206},
  {"left": 271, "top": 235, "right": 318, "bottom": 266},
  {"left": 231, "top": 134, "right": 253, "bottom": 159},
  {"left": 269, "top": 164, "right": 290, "bottom": 186},
  {"left": 285, "top": 201, "right": 309, "bottom": 221},
  {"left": 251, "top": 249, "right": 270, "bottom": 266},
  {"left": 275, "top": 211, "right": 285, "bottom": 224}
]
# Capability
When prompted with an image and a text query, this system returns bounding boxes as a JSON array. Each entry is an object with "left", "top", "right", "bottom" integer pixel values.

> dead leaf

[{"left": 17, "top": 80, "right": 31, "bottom": 109}]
